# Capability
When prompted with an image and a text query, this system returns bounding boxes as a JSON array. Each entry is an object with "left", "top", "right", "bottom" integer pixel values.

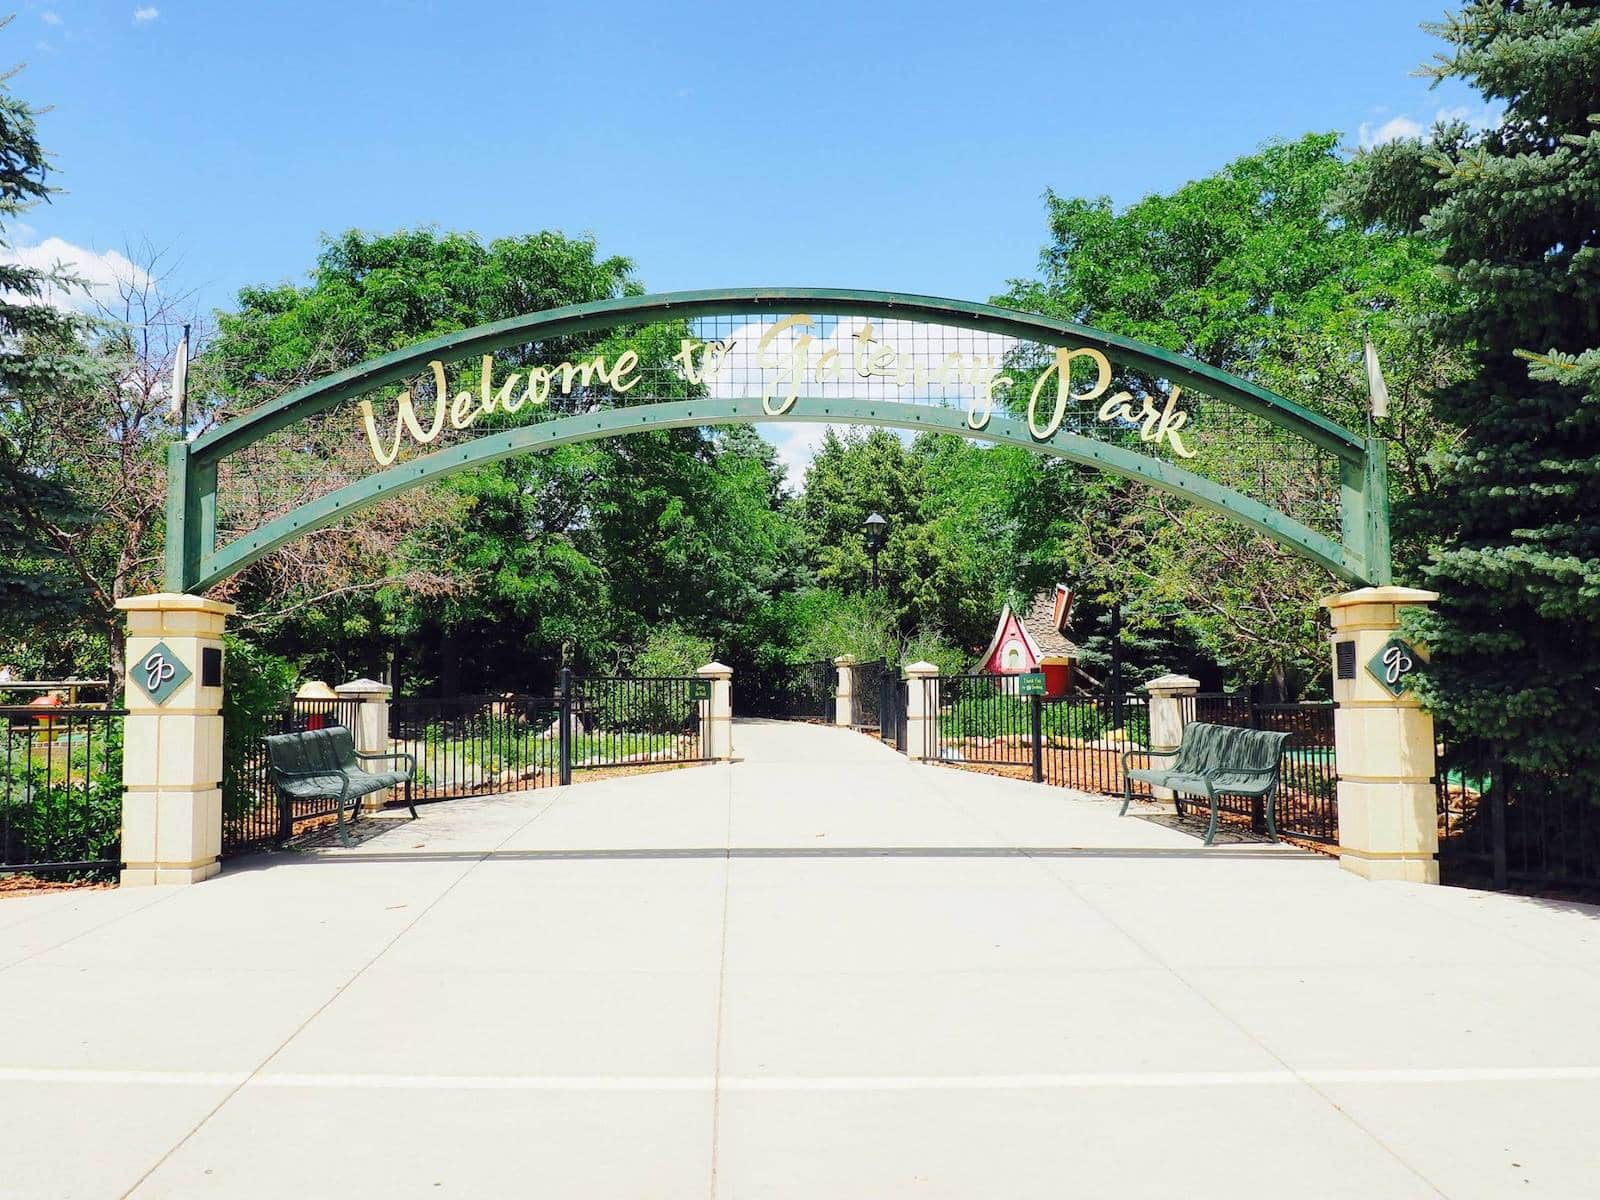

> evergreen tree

[
  {"left": 0, "top": 51, "right": 98, "bottom": 642},
  {"left": 1341, "top": 1, "right": 1600, "bottom": 802}
]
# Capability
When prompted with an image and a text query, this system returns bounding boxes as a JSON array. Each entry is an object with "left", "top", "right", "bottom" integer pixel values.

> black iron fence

[
  {"left": 224, "top": 696, "right": 367, "bottom": 856},
  {"left": 1041, "top": 692, "right": 1155, "bottom": 799},
  {"left": 1187, "top": 693, "right": 1338, "bottom": 843},
  {"left": 572, "top": 675, "right": 711, "bottom": 768},
  {"left": 878, "top": 670, "right": 906, "bottom": 750},
  {"left": 222, "top": 674, "right": 715, "bottom": 858},
  {"left": 1, "top": 705, "right": 125, "bottom": 879},
  {"left": 927, "top": 673, "right": 1038, "bottom": 768},
  {"left": 851, "top": 659, "right": 887, "bottom": 729},
  {"left": 920, "top": 677, "right": 1338, "bottom": 844},
  {"left": 1436, "top": 737, "right": 1600, "bottom": 893},
  {"left": 735, "top": 659, "right": 833, "bottom": 721},
  {"left": 390, "top": 693, "right": 562, "bottom": 802}
]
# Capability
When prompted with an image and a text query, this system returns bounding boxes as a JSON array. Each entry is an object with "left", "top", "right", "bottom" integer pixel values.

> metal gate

[
  {"left": 851, "top": 659, "right": 887, "bottom": 729},
  {"left": 878, "top": 670, "right": 906, "bottom": 751}
]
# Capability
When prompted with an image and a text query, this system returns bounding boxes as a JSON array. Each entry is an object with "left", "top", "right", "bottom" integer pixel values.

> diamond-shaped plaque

[
  {"left": 130, "top": 641, "right": 192, "bottom": 706},
  {"left": 1366, "top": 636, "right": 1420, "bottom": 698}
]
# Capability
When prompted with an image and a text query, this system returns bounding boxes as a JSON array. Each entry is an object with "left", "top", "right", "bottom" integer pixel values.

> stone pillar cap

[
  {"left": 1143, "top": 673, "right": 1200, "bottom": 693},
  {"left": 903, "top": 660, "right": 940, "bottom": 678},
  {"left": 833, "top": 654, "right": 857, "bottom": 667},
  {"left": 1321, "top": 586, "right": 1438, "bottom": 610},
  {"left": 696, "top": 662, "right": 733, "bottom": 679},
  {"left": 116, "top": 592, "right": 237, "bottom": 616},
  {"left": 336, "top": 678, "right": 392, "bottom": 697}
]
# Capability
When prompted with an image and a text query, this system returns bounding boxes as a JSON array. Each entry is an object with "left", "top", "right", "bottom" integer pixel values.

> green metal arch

[{"left": 169, "top": 288, "right": 1391, "bottom": 592}]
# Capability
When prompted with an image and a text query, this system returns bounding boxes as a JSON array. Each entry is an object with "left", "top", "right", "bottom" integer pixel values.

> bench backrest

[
  {"left": 1172, "top": 722, "right": 1292, "bottom": 778},
  {"left": 263, "top": 726, "right": 359, "bottom": 780}
]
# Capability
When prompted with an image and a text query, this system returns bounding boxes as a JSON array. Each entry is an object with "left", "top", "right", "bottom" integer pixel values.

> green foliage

[
  {"left": 1340, "top": 2, "right": 1600, "bottom": 801},
  {"left": 0, "top": 50, "right": 106, "bottom": 646},
  {"left": 631, "top": 623, "right": 713, "bottom": 678},
  {"left": 220, "top": 635, "right": 297, "bottom": 820},
  {"left": 0, "top": 719, "right": 122, "bottom": 875},
  {"left": 1002, "top": 132, "right": 1469, "bottom": 696},
  {"left": 1042, "top": 701, "right": 1108, "bottom": 743},
  {"left": 213, "top": 229, "right": 800, "bottom": 690},
  {"left": 939, "top": 691, "right": 1033, "bottom": 740}
]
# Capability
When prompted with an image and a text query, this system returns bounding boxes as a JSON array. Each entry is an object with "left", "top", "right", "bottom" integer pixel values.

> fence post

[
  {"left": 1323, "top": 586, "right": 1440, "bottom": 884},
  {"left": 903, "top": 661, "right": 939, "bottom": 761},
  {"left": 336, "top": 678, "right": 392, "bottom": 811},
  {"left": 832, "top": 655, "right": 855, "bottom": 727},
  {"left": 698, "top": 662, "right": 734, "bottom": 761},
  {"left": 1030, "top": 693, "right": 1044, "bottom": 783},
  {"left": 1142, "top": 674, "right": 1199, "bottom": 802},
  {"left": 558, "top": 667, "right": 573, "bottom": 785},
  {"left": 116, "top": 593, "right": 234, "bottom": 886}
]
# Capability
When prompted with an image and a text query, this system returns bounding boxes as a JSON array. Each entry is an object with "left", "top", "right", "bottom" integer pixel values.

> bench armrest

[
  {"left": 1122, "top": 745, "right": 1178, "bottom": 773},
  {"left": 355, "top": 750, "right": 416, "bottom": 777}
]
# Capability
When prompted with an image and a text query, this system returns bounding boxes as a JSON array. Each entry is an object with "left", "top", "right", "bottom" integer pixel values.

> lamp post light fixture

[{"left": 863, "top": 512, "right": 889, "bottom": 590}]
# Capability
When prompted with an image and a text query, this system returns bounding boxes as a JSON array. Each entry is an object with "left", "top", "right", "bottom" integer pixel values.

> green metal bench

[
  {"left": 264, "top": 725, "right": 417, "bottom": 849},
  {"left": 1119, "top": 722, "right": 1293, "bottom": 845}
]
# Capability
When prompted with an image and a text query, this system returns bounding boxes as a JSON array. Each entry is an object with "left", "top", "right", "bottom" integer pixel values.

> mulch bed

[{"left": 0, "top": 874, "right": 115, "bottom": 897}]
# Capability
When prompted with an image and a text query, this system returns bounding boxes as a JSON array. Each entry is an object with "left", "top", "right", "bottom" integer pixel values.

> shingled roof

[{"left": 1019, "top": 588, "right": 1079, "bottom": 658}]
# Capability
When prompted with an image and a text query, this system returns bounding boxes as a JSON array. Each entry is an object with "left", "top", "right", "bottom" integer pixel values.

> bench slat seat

[
  {"left": 1120, "top": 722, "right": 1292, "bottom": 845},
  {"left": 264, "top": 725, "right": 417, "bottom": 848}
]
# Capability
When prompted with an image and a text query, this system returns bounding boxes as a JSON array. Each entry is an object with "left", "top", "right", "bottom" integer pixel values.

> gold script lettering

[
  {"left": 1029, "top": 347, "right": 1111, "bottom": 439},
  {"left": 757, "top": 314, "right": 815, "bottom": 416},
  {"left": 360, "top": 360, "right": 451, "bottom": 467}
]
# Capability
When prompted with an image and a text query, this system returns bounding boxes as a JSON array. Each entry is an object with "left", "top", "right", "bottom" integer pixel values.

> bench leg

[
  {"left": 405, "top": 777, "right": 418, "bottom": 820},
  {"left": 1264, "top": 785, "right": 1279, "bottom": 843},
  {"left": 335, "top": 787, "right": 354, "bottom": 849},
  {"left": 1202, "top": 792, "right": 1220, "bottom": 847},
  {"left": 1120, "top": 777, "right": 1132, "bottom": 817}
]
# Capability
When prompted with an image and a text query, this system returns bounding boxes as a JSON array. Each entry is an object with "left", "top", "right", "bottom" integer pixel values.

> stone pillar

[
  {"left": 116, "top": 593, "right": 234, "bottom": 886},
  {"left": 903, "top": 661, "right": 940, "bottom": 761},
  {"left": 833, "top": 655, "right": 856, "bottom": 727},
  {"left": 1322, "top": 586, "right": 1440, "bottom": 884},
  {"left": 336, "top": 678, "right": 393, "bottom": 811},
  {"left": 697, "top": 662, "right": 734, "bottom": 762},
  {"left": 1142, "top": 674, "right": 1200, "bottom": 801}
]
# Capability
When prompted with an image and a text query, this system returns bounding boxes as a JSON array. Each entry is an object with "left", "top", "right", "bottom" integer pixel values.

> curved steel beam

[
  {"left": 190, "top": 287, "right": 1365, "bottom": 467},
  {"left": 196, "top": 397, "right": 1362, "bottom": 593}
]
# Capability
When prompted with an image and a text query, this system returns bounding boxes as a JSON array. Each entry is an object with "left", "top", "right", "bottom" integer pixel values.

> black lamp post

[{"left": 862, "top": 512, "right": 888, "bottom": 589}]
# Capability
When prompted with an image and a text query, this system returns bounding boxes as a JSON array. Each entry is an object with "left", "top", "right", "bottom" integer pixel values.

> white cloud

[
  {"left": 41, "top": 11, "right": 61, "bottom": 25},
  {"left": 1358, "top": 114, "right": 1423, "bottom": 149},
  {"left": 1359, "top": 102, "right": 1503, "bottom": 150},
  {"left": 0, "top": 235, "right": 152, "bottom": 311},
  {"left": 755, "top": 423, "right": 831, "bottom": 491},
  {"left": 133, "top": 6, "right": 159, "bottom": 23}
]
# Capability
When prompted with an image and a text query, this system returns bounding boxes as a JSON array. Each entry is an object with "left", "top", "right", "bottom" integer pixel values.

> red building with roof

[{"left": 977, "top": 584, "right": 1082, "bottom": 695}]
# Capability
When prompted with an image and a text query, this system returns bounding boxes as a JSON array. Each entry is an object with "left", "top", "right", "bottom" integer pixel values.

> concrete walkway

[{"left": 3, "top": 720, "right": 1599, "bottom": 1199}]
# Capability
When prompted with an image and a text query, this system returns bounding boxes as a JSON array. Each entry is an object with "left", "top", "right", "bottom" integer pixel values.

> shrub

[
  {"left": 220, "top": 635, "right": 297, "bottom": 821},
  {"left": 0, "top": 719, "right": 122, "bottom": 873}
]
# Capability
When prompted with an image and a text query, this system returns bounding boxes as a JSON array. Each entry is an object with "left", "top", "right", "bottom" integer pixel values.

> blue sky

[
  {"left": 11, "top": 1, "right": 1493, "bottom": 482},
  {"left": 15, "top": 0, "right": 1491, "bottom": 313}
]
